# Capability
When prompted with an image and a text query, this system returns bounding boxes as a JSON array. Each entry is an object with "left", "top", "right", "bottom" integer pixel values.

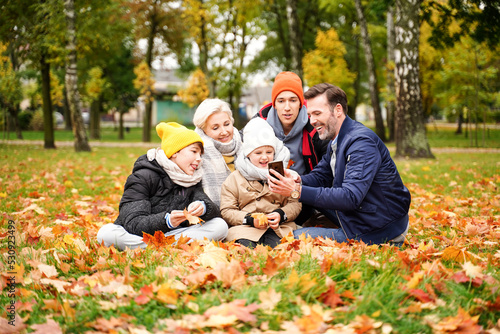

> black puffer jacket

[
  {"left": 114, "top": 155, "right": 220, "bottom": 237},
  {"left": 253, "top": 103, "right": 329, "bottom": 174}
]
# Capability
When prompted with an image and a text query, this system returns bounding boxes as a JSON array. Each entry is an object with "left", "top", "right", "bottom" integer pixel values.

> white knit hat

[{"left": 241, "top": 118, "right": 279, "bottom": 157}]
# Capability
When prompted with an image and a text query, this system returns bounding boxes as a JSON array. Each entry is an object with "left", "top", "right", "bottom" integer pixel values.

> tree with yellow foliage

[
  {"left": 303, "top": 29, "right": 356, "bottom": 99},
  {"left": 134, "top": 62, "right": 156, "bottom": 132},
  {"left": 0, "top": 43, "right": 23, "bottom": 139},
  {"left": 178, "top": 68, "right": 210, "bottom": 108}
]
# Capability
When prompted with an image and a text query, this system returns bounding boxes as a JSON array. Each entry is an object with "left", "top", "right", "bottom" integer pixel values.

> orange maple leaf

[
  {"left": 142, "top": 230, "right": 175, "bottom": 248},
  {"left": 431, "top": 307, "right": 482, "bottom": 334},
  {"left": 441, "top": 246, "right": 474, "bottom": 263},
  {"left": 262, "top": 254, "right": 288, "bottom": 277},
  {"left": 184, "top": 208, "right": 204, "bottom": 225}
]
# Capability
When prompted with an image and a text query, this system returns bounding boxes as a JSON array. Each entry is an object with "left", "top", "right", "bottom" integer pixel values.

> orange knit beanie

[{"left": 271, "top": 71, "right": 304, "bottom": 108}]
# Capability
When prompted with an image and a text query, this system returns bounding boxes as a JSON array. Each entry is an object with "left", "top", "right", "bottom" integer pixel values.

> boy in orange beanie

[{"left": 97, "top": 122, "right": 228, "bottom": 250}]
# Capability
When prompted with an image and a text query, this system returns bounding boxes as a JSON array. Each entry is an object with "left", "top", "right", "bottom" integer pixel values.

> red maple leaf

[
  {"left": 320, "top": 284, "right": 344, "bottom": 308},
  {"left": 408, "top": 289, "right": 434, "bottom": 303}
]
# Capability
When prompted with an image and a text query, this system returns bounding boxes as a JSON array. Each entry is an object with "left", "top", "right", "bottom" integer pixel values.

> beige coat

[{"left": 220, "top": 170, "right": 302, "bottom": 242}]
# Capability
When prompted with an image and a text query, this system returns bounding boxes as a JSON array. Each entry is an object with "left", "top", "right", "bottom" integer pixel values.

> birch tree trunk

[
  {"left": 354, "top": 0, "right": 385, "bottom": 141},
  {"left": 64, "top": 0, "right": 91, "bottom": 152},
  {"left": 386, "top": 6, "right": 396, "bottom": 142},
  {"left": 394, "top": 0, "right": 432, "bottom": 158},
  {"left": 286, "top": 0, "right": 303, "bottom": 80}
]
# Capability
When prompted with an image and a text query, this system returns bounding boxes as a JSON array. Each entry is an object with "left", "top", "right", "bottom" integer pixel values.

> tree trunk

[
  {"left": 286, "top": 0, "right": 303, "bottom": 79},
  {"left": 40, "top": 52, "right": 56, "bottom": 149},
  {"left": 63, "top": 86, "right": 72, "bottom": 130},
  {"left": 354, "top": 0, "right": 386, "bottom": 141},
  {"left": 64, "top": 0, "right": 91, "bottom": 152},
  {"left": 394, "top": 0, "right": 433, "bottom": 158},
  {"left": 349, "top": 38, "right": 361, "bottom": 121},
  {"left": 90, "top": 97, "right": 101, "bottom": 139},
  {"left": 142, "top": 8, "right": 157, "bottom": 143},
  {"left": 118, "top": 108, "right": 124, "bottom": 140},
  {"left": 456, "top": 109, "right": 463, "bottom": 134},
  {"left": 386, "top": 6, "right": 396, "bottom": 142}
]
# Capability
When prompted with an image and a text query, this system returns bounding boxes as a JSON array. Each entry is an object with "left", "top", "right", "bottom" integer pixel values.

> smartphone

[{"left": 268, "top": 161, "right": 284, "bottom": 178}]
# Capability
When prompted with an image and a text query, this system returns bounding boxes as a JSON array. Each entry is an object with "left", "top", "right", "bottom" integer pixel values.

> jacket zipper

[
  {"left": 337, "top": 154, "right": 349, "bottom": 238},
  {"left": 335, "top": 210, "right": 348, "bottom": 239}
]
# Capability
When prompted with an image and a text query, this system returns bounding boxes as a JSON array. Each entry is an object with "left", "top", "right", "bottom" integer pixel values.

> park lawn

[{"left": 0, "top": 144, "right": 499, "bottom": 333}]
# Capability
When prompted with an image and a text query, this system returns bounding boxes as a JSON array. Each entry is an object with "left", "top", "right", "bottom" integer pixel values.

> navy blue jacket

[{"left": 300, "top": 116, "right": 411, "bottom": 244}]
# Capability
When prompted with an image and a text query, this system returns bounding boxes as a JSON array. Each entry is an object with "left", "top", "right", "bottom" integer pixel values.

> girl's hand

[
  {"left": 266, "top": 212, "right": 281, "bottom": 230},
  {"left": 187, "top": 201, "right": 204, "bottom": 217},
  {"left": 170, "top": 210, "right": 186, "bottom": 227}
]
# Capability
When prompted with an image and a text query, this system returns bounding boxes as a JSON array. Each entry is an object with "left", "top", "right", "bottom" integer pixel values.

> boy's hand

[
  {"left": 187, "top": 201, "right": 204, "bottom": 217},
  {"left": 170, "top": 210, "right": 186, "bottom": 227},
  {"left": 266, "top": 212, "right": 280, "bottom": 230}
]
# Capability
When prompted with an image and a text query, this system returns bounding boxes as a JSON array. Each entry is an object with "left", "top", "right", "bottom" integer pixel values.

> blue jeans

[
  {"left": 293, "top": 226, "right": 404, "bottom": 247},
  {"left": 293, "top": 227, "right": 348, "bottom": 243}
]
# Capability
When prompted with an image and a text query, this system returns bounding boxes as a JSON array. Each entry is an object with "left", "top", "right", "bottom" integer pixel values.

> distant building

[
  {"left": 151, "top": 69, "right": 195, "bottom": 125},
  {"left": 240, "top": 85, "right": 272, "bottom": 119}
]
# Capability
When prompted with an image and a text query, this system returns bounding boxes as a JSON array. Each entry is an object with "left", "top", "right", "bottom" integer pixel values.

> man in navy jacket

[{"left": 268, "top": 83, "right": 411, "bottom": 245}]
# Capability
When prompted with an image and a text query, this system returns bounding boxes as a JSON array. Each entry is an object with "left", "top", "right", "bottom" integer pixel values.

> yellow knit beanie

[{"left": 156, "top": 122, "right": 204, "bottom": 158}]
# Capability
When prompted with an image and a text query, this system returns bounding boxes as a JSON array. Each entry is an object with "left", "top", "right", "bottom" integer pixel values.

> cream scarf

[
  {"left": 195, "top": 127, "right": 242, "bottom": 206},
  {"left": 147, "top": 148, "right": 202, "bottom": 187},
  {"left": 235, "top": 141, "right": 290, "bottom": 181}
]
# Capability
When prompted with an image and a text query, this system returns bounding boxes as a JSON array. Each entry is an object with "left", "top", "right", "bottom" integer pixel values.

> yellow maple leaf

[
  {"left": 196, "top": 242, "right": 229, "bottom": 268},
  {"left": 407, "top": 272, "right": 424, "bottom": 289},
  {"left": 156, "top": 283, "right": 178, "bottom": 304},
  {"left": 286, "top": 269, "right": 317, "bottom": 294}
]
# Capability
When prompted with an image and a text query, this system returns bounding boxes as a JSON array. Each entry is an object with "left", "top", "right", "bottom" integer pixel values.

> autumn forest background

[{"left": 1, "top": 0, "right": 499, "bottom": 333}]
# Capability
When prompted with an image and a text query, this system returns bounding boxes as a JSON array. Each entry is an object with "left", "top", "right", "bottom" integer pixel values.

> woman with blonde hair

[{"left": 193, "top": 98, "right": 242, "bottom": 207}]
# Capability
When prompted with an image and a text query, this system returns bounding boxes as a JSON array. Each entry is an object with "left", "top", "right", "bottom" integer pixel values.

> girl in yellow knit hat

[{"left": 97, "top": 122, "right": 228, "bottom": 250}]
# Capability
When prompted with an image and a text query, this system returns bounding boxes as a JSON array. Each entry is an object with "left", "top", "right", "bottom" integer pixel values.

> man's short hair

[{"left": 304, "top": 83, "right": 348, "bottom": 114}]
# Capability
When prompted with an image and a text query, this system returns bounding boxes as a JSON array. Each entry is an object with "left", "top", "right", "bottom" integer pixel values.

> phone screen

[{"left": 268, "top": 161, "right": 284, "bottom": 177}]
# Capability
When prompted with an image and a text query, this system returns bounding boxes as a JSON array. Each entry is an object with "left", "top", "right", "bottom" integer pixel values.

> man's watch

[{"left": 290, "top": 184, "right": 301, "bottom": 199}]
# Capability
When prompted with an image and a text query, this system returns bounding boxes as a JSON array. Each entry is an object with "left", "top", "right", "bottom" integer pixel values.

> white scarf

[
  {"left": 147, "top": 148, "right": 202, "bottom": 187},
  {"left": 235, "top": 141, "right": 290, "bottom": 181}
]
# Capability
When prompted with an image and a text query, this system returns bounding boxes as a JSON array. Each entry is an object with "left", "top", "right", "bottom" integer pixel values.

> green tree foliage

[
  {"left": 423, "top": 0, "right": 500, "bottom": 49},
  {"left": 104, "top": 44, "right": 139, "bottom": 140},
  {"left": 303, "top": 29, "right": 356, "bottom": 98},
  {"left": 0, "top": 43, "right": 23, "bottom": 138},
  {"left": 0, "top": 43, "right": 23, "bottom": 112},
  {"left": 435, "top": 37, "right": 498, "bottom": 125}
]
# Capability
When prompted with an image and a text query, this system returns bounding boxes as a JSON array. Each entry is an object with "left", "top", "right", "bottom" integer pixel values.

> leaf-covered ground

[{"left": 1, "top": 145, "right": 499, "bottom": 334}]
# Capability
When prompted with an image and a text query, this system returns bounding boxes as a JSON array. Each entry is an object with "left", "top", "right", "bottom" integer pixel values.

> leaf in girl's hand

[
  {"left": 184, "top": 208, "right": 204, "bottom": 225},
  {"left": 251, "top": 213, "right": 268, "bottom": 227}
]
